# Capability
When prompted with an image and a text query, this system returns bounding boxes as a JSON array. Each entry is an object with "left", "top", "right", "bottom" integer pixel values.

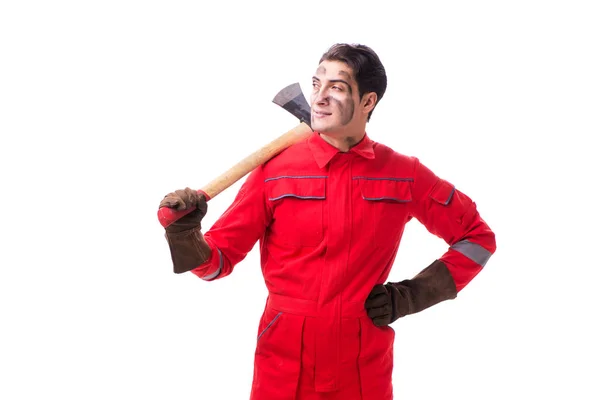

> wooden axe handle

[{"left": 157, "top": 122, "right": 313, "bottom": 228}]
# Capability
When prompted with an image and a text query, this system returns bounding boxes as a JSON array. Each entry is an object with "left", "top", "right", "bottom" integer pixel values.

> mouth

[{"left": 312, "top": 110, "right": 332, "bottom": 118}]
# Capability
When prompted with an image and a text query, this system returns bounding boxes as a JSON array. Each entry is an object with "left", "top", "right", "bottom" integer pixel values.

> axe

[{"left": 157, "top": 82, "right": 312, "bottom": 227}]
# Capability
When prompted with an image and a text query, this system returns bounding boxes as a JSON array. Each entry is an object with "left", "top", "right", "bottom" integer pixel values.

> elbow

[{"left": 486, "top": 228, "right": 497, "bottom": 255}]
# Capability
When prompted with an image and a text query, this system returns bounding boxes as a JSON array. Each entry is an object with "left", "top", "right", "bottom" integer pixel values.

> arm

[
  {"left": 160, "top": 166, "right": 271, "bottom": 281},
  {"left": 365, "top": 158, "right": 496, "bottom": 326},
  {"left": 192, "top": 165, "right": 271, "bottom": 281}
]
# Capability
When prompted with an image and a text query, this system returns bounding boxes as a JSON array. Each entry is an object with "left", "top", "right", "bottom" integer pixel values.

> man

[{"left": 159, "top": 43, "right": 496, "bottom": 400}]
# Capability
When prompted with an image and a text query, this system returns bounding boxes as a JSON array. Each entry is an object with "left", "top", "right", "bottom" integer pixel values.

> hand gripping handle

[
  {"left": 157, "top": 200, "right": 202, "bottom": 228},
  {"left": 157, "top": 122, "right": 313, "bottom": 228}
]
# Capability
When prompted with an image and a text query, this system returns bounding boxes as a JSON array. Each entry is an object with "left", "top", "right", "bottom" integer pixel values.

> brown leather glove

[
  {"left": 365, "top": 260, "right": 458, "bottom": 326},
  {"left": 160, "top": 188, "right": 212, "bottom": 274}
]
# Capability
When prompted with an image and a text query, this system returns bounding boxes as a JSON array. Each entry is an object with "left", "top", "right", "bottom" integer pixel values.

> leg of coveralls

[
  {"left": 296, "top": 382, "right": 363, "bottom": 400},
  {"left": 295, "top": 317, "right": 363, "bottom": 400}
]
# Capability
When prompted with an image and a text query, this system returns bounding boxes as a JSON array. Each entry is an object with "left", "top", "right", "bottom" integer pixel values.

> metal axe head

[{"left": 272, "top": 82, "right": 312, "bottom": 129}]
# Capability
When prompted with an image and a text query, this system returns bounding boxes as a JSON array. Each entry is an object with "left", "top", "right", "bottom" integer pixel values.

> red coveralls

[{"left": 192, "top": 132, "right": 496, "bottom": 399}]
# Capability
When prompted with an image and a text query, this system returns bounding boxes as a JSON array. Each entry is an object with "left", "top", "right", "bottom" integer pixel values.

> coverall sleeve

[
  {"left": 408, "top": 158, "right": 497, "bottom": 292},
  {"left": 190, "top": 165, "right": 271, "bottom": 281}
]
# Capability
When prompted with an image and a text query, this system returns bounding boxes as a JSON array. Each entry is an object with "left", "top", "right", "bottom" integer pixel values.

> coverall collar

[{"left": 309, "top": 131, "right": 375, "bottom": 169}]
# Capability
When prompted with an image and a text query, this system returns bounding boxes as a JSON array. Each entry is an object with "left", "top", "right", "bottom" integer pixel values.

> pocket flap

[
  {"left": 357, "top": 178, "right": 412, "bottom": 203},
  {"left": 429, "top": 179, "right": 455, "bottom": 206},
  {"left": 265, "top": 176, "right": 327, "bottom": 201}
]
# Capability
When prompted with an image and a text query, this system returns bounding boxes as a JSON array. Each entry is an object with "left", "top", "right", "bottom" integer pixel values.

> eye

[{"left": 332, "top": 86, "right": 342, "bottom": 91}]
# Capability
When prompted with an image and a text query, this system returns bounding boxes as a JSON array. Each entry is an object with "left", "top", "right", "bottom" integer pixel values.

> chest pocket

[
  {"left": 355, "top": 177, "right": 413, "bottom": 244},
  {"left": 265, "top": 176, "right": 327, "bottom": 247}
]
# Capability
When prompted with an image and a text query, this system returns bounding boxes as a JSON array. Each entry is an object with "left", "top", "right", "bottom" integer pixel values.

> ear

[{"left": 361, "top": 92, "right": 378, "bottom": 116}]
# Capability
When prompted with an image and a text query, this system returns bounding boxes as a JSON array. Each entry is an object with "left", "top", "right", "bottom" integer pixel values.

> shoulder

[
  {"left": 371, "top": 140, "right": 419, "bottom": 173},
  {"left": 262, "top": 136, "right": 316, "bottom": 176}
]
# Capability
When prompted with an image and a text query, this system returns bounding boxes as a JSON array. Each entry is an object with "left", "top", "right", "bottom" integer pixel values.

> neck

[{"left": 320, "top": 131, "right": 365, "bottom": 152}]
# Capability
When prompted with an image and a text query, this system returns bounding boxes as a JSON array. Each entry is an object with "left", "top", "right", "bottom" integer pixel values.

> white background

[{"left": 1, "top": 1, "right": 599, "bottom": 399}]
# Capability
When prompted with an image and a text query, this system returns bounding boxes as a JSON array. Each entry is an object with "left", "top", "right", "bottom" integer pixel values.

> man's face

[{"left": 310, "top": 60, "right": 361, "bottom": 135}]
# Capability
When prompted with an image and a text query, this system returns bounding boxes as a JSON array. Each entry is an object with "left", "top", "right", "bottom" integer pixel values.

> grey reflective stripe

[
  {"left": 257, "top": 312, "right": 282, "bottom": 341},
  {"left": 362, "top": 195, "right": 410, "bottom": 203},
  {"left": 202, "top": 248, "right": 223, "bottom": 281},
  {"left": 352, "top": 176, "right": 414, "bottom": 182},
  {"left": 443, "top": 187, "right": 456, "bottom": 205},
  {"left": 265, "top": 175, "right": 327, "bottom": 182},
  {"left": 269, "top": 194, "right": 325, "bottom": 201},
  {"left": 450, "top": 240, "right": 492, "bottom": 267}
]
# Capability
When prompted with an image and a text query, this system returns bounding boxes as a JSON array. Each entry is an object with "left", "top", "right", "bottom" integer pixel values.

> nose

[{"left": 314, "top": 87, "right": 330, "bottom": 105}]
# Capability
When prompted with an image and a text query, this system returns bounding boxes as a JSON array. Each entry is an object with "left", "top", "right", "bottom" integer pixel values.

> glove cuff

[
  {"left": 165, "top": 227, "right": 212, "bottom": 274},
  {"left": 389, "top": 259, "right": 457, "bottom": 320}
]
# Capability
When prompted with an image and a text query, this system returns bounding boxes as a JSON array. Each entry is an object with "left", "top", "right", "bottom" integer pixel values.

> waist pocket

[
  {"left": 252, "top": 308, "right": 304, "bottom": 398},
  {"left": 257, "top": 311, "right": 282, "bottom": 343},
  {"left": 357, "top": 317, "right": 394, "bottom": 399}
]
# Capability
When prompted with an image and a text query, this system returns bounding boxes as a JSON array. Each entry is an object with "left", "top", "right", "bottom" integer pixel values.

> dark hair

[{"left": 319, "top": 43, "right": 387, "bottom": 121}]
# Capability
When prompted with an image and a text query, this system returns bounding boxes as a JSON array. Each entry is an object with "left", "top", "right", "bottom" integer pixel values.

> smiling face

[{"left": 310, "top": 60, "right": 376, "bottom": 141}]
